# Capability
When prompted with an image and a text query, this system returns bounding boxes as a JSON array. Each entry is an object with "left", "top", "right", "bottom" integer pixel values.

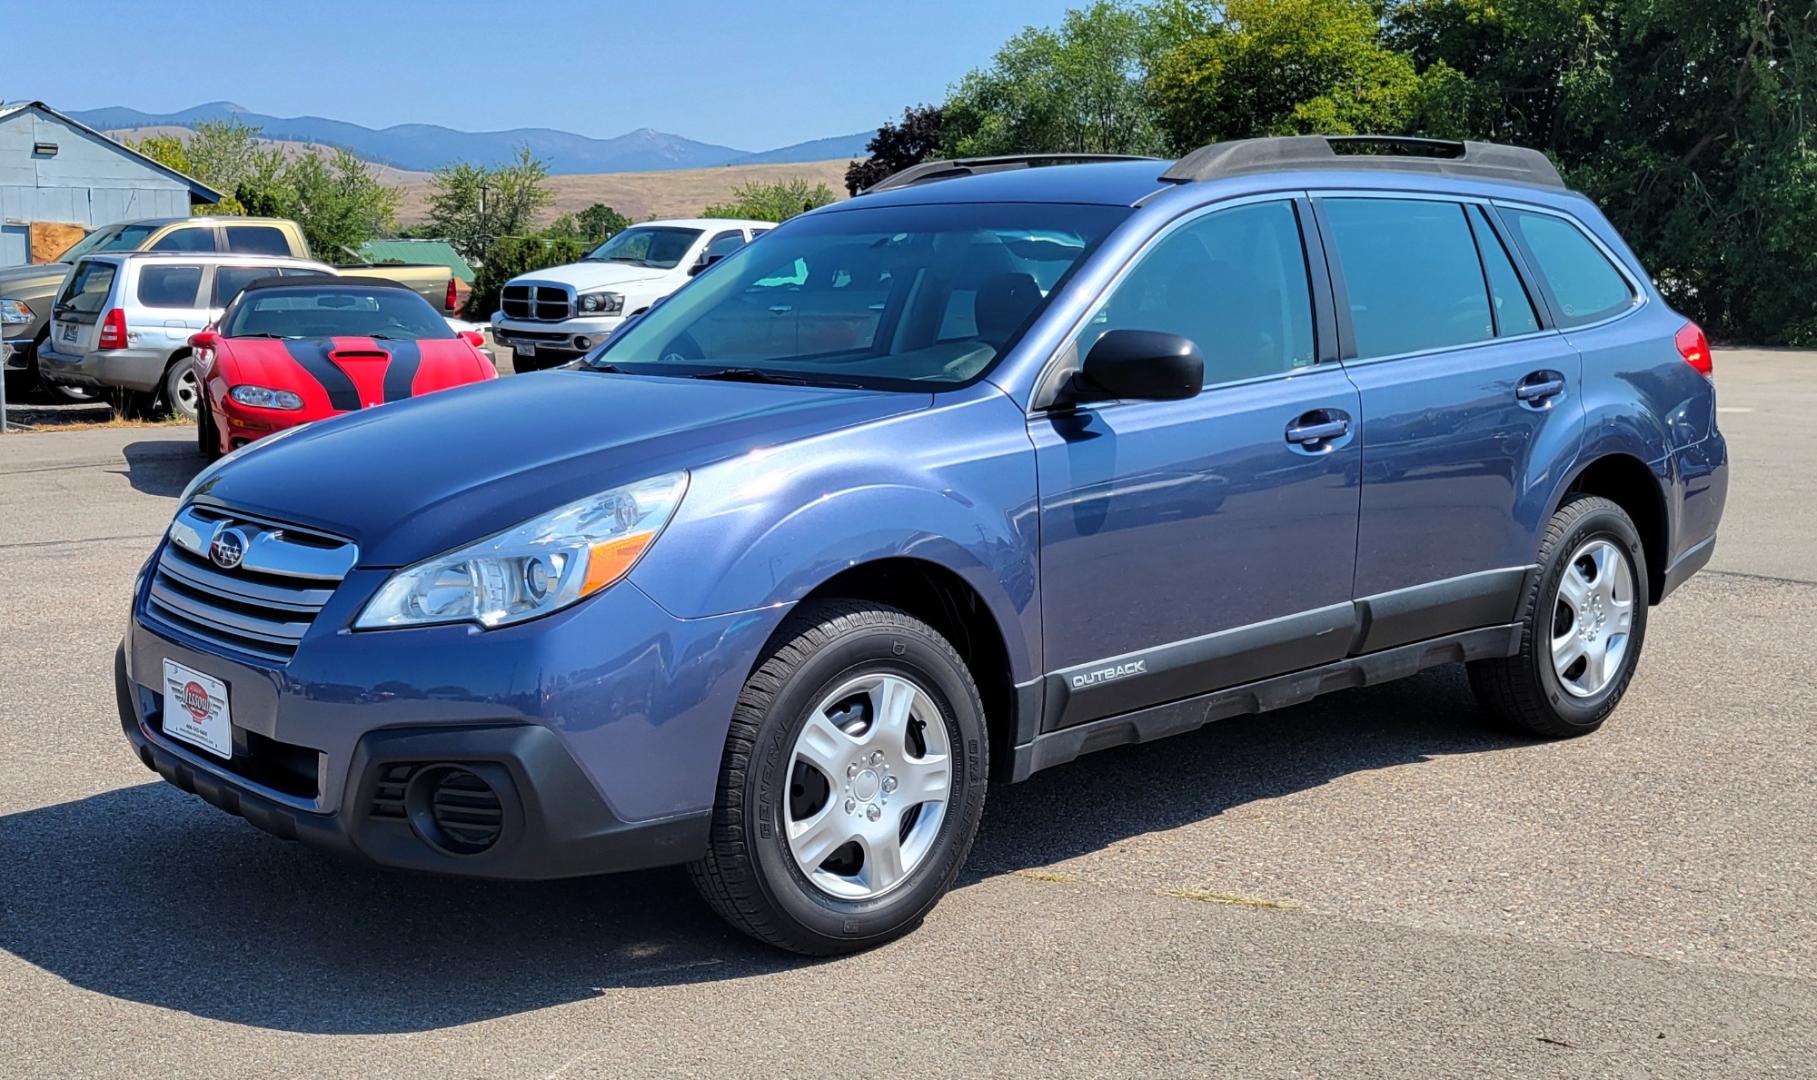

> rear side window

[
  {"left": 1077, "top": 199, "right": 1316, "bottom": 386},
  {"left": 225, "top": 226, "right": 293, "bottom": 256},
  {"left": 1505, "top": 209, "right": 1635, "bottom": 326},
  {"left": 136, "top": 265, "right": 203, "bottom": 307},
  {"left": 57, "top": 261, "right": 117, "bottom": 316},
  {"left": 1468, "top": 207, "right": 1540, "bottom": 336},
  {"left": 212, "top": 265, "right": 292, "bottom": 306},
  {"left": 1322, "top": 198, "right": 1492, "bottom": 358},
  {"left": 149, "top": 227, "right": 217, "bottom": 253}
]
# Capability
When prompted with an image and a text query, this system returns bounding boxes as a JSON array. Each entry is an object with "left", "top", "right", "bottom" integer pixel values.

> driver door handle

[
  {"left": 768, "top": 304, "right": 793, "bottom": 314},
  {"left": 1286, "top": 416, "right": 1350, "bottom": 444}
]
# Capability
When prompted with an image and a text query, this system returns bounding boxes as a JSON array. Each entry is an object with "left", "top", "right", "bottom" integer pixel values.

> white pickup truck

[{"left": 491, "top": 217, "right": 771, "bottom": 371}]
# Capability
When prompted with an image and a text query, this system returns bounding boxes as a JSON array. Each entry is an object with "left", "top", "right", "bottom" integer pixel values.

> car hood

[
  {"left": 191, "top": 369, "right": 931, "bottom": 566},
  {"left": 505, "top": 261, "right": 671, "bottom": 293},
  {"left": 0, "top": 261, "right": 71, "bottom": 298}
]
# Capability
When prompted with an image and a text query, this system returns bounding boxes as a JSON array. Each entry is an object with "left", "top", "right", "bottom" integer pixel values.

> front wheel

[
  {"left": 196, "top": 396, "right": 222, "bottom": 460},
  {"left": 689, "top": 601, "right": 989, "bottom": 955},
  {"left": 1468, "top": 494, "right": 1649, "bottom": 737}
]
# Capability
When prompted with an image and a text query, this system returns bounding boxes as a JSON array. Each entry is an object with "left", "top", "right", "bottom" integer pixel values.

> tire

[
  {"left": 196, "top": 396, "right": 222, "bottom": 460},
  {"left": 689, "top": 600, "right": 989, "bottom": 955},
  {"left": 26, "top": 332, "right": 99, "bottom": 404},
  {"left": 1468, "top": 494, "right": 1649, "bottom": 737},
  {"left": 162, "top": 354, "right": 201, "bottom": 420}
]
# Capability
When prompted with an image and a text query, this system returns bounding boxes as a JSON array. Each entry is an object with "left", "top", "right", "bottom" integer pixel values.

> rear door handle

[
  {"left": 1516, "top": 373, "right": 1567, "bottom": 402},
  {"left": 768, "top": 304, "right": 793, "bottom": 314},
  {"left": 1285, "top": 416, "right": 1350, "bottom": 445}
]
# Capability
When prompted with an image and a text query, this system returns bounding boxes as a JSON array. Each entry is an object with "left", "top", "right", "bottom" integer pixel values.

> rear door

[
  {"left": 49, "top": 259, "right": 118, "bottom": 358},
  {"left": 1315, "top": 194, "right": 1583, "bottom": 650},
  {"left": 1031, "top": 196, "right": 1363, "bottom": 729}
]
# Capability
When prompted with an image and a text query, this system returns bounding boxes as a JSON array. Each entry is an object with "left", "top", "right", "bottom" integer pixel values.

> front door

[
  {"left": 1315, "top": 195, "right": 1586, "bottom": 649},
  {"left": 1032, "top": 198, "right": 1362, "bottom": 730}
]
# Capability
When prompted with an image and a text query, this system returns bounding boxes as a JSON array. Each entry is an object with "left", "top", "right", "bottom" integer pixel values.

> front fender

[{"left": 630, "top": 389, "right": 1042, "bottom": 681}]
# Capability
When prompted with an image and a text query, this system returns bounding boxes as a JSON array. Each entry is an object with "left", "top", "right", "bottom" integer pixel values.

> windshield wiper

[
  {"left": 686, "top": 367, "right": 813, "bottom": 385},
  {"left": 227, "top": 332, "right": 287, "bottom": 339}
]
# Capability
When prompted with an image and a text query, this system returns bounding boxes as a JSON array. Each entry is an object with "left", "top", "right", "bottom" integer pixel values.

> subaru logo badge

[{"left": 209, "top": 526, "right": 248, "bottom": 570}]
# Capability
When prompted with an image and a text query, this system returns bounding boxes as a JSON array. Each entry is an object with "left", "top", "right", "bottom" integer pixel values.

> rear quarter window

[
  {"left": 225, "top": 226, "right": 294, "bottom": 256},
  {"left": 1505, "top": 209, "right": 1636, "bottom": 327},
  {"left": 136, "top": 265, "right": 203, "bottom": 308}
]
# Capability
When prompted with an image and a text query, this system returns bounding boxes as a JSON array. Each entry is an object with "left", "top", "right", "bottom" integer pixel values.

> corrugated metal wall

[{"left": 0, "top": 108, "right": 194, "bottom": 267}]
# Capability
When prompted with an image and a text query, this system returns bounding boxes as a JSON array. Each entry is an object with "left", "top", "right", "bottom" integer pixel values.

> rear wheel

[
  {"left": 689, "top": 601, "right": 988, "bottom": 955},
  {"left": 1468, "top": 495, "right": 1648, "bottom": 737},
  {"left": 162, "top": 355, "right": 201, "bottom": 420}
]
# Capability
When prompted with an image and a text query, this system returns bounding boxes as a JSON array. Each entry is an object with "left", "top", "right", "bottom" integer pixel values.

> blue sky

[{"left": 2, "top": 0, "right": 1076, "bottom": 150}]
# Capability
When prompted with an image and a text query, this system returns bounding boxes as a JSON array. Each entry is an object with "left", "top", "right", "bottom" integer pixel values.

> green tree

[
  {"left": 1148, "top": 0, "right": 1426, "bottom": 147},
  {"left": 577, "top": 203, "right": 631, "bottom": 242},
  {"left": 427, "top": 147, "right": 554, "bottom": 261},
  {"left": 128, "top": 119, "right": 286, "bottom": 215},
  {"left": 703, "top": 178, "right": 837, "bottom": 222},
  {"left": 941, "top": 1, "right": 1172, "bottom": 157}
]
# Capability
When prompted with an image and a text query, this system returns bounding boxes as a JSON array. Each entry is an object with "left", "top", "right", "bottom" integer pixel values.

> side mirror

[
  {"left": 458, "top": 330, "right": 486, "bottom": 348},
  {"left": 689, "top": 252, "right": 728, "bottom": 277},
  {"left": 188, "top": 330, "right": 219, "bottom": 350},
  {"left": 1070, "top": 329, "right": 1203, "bottom": 403}
]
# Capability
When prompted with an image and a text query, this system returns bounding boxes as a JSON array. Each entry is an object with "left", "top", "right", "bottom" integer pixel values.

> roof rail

[
  {"left": 864, "top": 153, "right": 1161, "bottom": 193},
  {"left": 1159, "top": 135, "right": 1565, "bottom": 190}
]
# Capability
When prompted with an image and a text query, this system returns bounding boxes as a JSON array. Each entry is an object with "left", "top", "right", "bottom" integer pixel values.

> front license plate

[
  {"left": 515, "top": 340, "right": 536, "bottom": 356},
  {"left": 162, "top": 659, "right": 233, "bottom": 760}
]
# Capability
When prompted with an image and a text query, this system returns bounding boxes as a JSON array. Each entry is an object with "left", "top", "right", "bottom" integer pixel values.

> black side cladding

[{"left": 280, "top": 340, "right": 361, "bottom": 411}]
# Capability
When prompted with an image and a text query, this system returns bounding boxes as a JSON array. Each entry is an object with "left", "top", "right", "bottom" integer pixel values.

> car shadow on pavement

[
  {"left": 0, "top": 666, "right": 1526, "bottom": 1034},
  {"left": 121, "top": 438, "right": 205, "bottom": 499}
]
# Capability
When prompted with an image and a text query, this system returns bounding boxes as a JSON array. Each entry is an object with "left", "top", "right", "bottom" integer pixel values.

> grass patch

[
  {"left": 1012, "top": 868, "right": 1079, "bottom": 884},
  {"left": 1155, "top": 886, "right": 1297, "bottom": 910},
  {"left": 3, "top": 415, "right": 188, "bottom": 433}
]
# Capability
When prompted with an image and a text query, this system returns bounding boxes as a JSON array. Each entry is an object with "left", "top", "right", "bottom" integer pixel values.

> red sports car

[{"left": 192, "top": 276, "right": 497, "bottom": 459}]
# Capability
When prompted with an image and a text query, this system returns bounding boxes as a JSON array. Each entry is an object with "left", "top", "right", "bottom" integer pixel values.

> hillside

[
  {"left": 72, "top": 101, "right": 870, "bottom": 175},
  {"left": 394, "top": 159, "right": 853, "bottom": 224}
]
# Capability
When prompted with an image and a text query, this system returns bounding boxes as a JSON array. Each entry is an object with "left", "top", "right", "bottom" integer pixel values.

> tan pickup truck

[{"left": 1, "top": 216, "right": 455, "bottom": 401}]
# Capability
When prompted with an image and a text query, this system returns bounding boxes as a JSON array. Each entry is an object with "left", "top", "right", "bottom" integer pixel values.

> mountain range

[{"left": 66, "top": 102, "right": 872, "bottom": 175}]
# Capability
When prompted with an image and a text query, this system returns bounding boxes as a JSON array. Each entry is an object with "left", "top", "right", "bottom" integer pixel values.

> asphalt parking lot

[{"left": 1, "top": 350, "right": 1812, "bottom": 1078}]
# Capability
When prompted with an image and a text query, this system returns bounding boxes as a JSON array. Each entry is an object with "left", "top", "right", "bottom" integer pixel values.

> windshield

[
  {"left": 55, "top": 224, "right": 159, "bottom": 262},
  {"left": 222, "top": 285, "right": 455, "bottom": 341},
  {"left": 584, "top": 226, "right": 704, "bottom": 269},
  {"left": 591, "top": 203, "right": 1128, "bottom": 390}
]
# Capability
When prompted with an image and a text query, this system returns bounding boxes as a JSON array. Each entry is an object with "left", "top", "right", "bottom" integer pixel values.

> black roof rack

[
  {"left": 864, "top": 153, "right": 1161, "bottom": 193},
  {"left": 1160, "top": 135, "right": 1565, "bottom": 190}
]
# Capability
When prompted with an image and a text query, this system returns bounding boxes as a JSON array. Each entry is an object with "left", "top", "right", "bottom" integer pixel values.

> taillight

[
  {"left": 1675, "top": 321, "right": 1712, "bottom": 379},
  {"left": 445, "top": 277, "right": 458, "bottom": 313},
  {"left": 96, "top": 308, "right": 128, "bottom": 351}
]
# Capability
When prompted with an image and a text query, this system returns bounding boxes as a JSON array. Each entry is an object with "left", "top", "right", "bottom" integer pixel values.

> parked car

[
  {"left": 490, "top": 217, "right": 771, "bottom": 371},
  {"left": 37, "top": 252, "right": 333, "bottom": 417},
  {"left": 1, "top": 216, "right": 459, "bottom": 403},
  {"left": 193, "top": 276, "right": 496, "bottom": 459},
  {"left": 116, "top": 136, "right": 1727, "bottom": 956}
]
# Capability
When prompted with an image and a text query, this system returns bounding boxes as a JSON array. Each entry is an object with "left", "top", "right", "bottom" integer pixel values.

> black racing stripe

[
  {"left": 381, "top": 340, "right": 422, "bottom": 403},
  {"left": 281, "top": 340, "right": 361, "bottom": 412}
]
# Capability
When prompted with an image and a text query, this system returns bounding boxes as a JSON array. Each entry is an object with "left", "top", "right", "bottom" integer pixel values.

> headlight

[
  {"left": 355, "top": 471, "right": 687, "bottom": 630},
  {"left": 229, "top": 385, "right": 304, "bottom": 410},
  {"left": 577, "top": 290, "right": 624, "bottom": 315},
  {"left": 1, "top": 298, "right": 33, "bottom": 325}
]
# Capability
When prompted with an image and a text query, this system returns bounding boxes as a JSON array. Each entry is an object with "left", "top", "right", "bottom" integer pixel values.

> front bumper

[
  {"left": 117, "top": 544, "right": 781, "bottom": 878},
  {"left": 492, "top": 316, "right": 624, "bottom": 360},
  {"left": 3, "top": 335, "right": 31, "bottom": 371}
]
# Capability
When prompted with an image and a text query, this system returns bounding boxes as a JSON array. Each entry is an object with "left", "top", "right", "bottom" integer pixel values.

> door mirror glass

[{"left": 1072, "top": 329, "right": 1203, "bottom": 403}]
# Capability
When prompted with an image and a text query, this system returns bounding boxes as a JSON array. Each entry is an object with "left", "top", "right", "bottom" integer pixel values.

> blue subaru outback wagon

[{"left": 117, "top": 136, "right": 1727, "bottom": 954}]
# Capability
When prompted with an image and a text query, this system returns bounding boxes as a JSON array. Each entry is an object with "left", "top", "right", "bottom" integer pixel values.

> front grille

[
  {"left": 143, "top": 505, "right": 357, "bottom": 665},
  {"left": 501, "top": 283, "right": 573, "bottom": 322}
]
